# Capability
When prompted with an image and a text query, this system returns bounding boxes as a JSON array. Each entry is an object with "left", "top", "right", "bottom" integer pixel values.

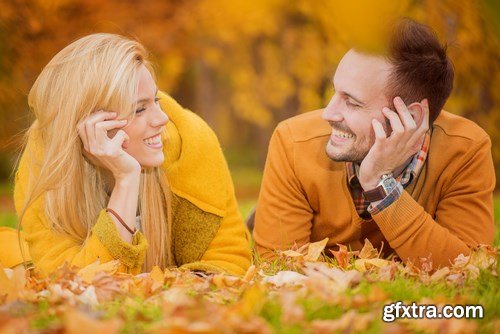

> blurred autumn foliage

[{"left": 0, "top": 0, "right": 499, "bottom": 184}]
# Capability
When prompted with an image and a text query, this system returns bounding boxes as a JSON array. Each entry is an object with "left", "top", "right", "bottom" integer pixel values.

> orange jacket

[{"left": 254, "top": 110, "right": 495, "bottom": 268}]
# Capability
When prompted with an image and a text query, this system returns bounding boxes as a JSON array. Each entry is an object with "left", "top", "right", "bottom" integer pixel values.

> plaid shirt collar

[{"left": 347, "top": 131, "right": 431, "bottom": 188}]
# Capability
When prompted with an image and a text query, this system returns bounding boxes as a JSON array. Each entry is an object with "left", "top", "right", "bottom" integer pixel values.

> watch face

[{"left": 382, "top": 177, "right": 398, "bottom": 193}]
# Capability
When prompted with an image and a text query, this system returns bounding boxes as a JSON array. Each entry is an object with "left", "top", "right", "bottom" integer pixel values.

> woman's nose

[{"left": 150, "top": 107, "right": 169, "bottom": 128}]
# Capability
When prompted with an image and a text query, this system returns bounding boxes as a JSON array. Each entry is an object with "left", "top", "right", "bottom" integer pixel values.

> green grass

[{"left": 0, "top": 212, "right": 17, "bottom": 228}]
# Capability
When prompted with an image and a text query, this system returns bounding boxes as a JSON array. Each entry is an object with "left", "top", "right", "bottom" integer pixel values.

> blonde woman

[{"left": 1, "top": 33, "right": 251, "bottom": 276}]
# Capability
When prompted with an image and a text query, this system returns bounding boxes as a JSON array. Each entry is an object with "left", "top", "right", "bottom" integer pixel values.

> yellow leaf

[
  {"left": 281, "top": 250, "right": 304, "bottom": 258},
  {"left": 358, "top": 239, "right": 379, "bottom": 259},
  {"left": 304, "top": 237, "right": 329, "bottom": 262},
  {"left": 0, "top": 263, "right": 25, "bottom": 303},
  {"left": 243, "top": 265, "right": 256, "bottom": 282},
  {"left": 150, "top": 266, "right": 164, "bottom": 284},
  {"left": 78, "top": 259, "right": 120, "bottom": 284},
  {"left": 354, "top": 259, "right": 391, "bottom": 272},
  {"left": 232, "top": 284, "right": 266, "bottom": 319}
]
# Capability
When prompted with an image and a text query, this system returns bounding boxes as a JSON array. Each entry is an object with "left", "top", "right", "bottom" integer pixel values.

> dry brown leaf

[
  {"left": 92, "top": 272, "right": 122, "bottom": 303},
  {"left": 77, "top": 259, "right": 120, "bottom": 284},
  {"left": 430, "top": 267, "right": 450, "bottom": 282},
  {"left": 150, "top": 265, "right": 165, "bottom": 291},
  {"left": 64, "top": 309, "right": 122, "bottom": 334},
  {"left": 303, "top": 263, "right": 361, "bottom": 291},
  {"left": 243, "top": 265, "right": 256, "bottom": 282},
  {"left": 419, "top": 254, "right": 433, "bottom": 274},
  {"left": 262, "top": 271, "right": 307, "bottom": 287},
  {"left": 378, "top": 262, "right": 400, "bottom": 281},
  {"left": 358, "top": 238, "right": 379, "bottom": 259},
  {"left": 304, "top": 237, "right": 329, "bottom": 262},
  {"left": 468, "top": 245, "right": 497, "bottom": 270},
  {"left": 354, "top": 258, "right": 391, "bottom": 272},
  {"left": 0, "top": 264, "right": 26, "bottom": 303},
  {"left": 281, "top": 250, "right": 304, "bottom": 258},
  {"left": 330, "top": 244, "right": 358, "bottom": 269}
]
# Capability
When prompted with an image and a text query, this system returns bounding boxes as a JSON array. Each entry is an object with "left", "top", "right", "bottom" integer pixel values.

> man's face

[{"left": 323, "top": 49, "right": 392, "bottom": 163}]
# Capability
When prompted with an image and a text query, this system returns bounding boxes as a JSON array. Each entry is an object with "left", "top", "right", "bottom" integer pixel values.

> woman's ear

[{"left": 407, "top": 100, "right": 426, "bottom": 126}]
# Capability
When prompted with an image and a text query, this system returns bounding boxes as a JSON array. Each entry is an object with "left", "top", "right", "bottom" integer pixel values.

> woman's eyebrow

[{"left": 135, "top": 89, "right": 159, "bottom": 104}]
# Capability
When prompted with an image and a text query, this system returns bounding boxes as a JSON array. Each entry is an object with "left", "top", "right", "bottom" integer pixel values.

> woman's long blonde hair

[{"left": 19, "top": 33, "right": 173, "bottom": 270}]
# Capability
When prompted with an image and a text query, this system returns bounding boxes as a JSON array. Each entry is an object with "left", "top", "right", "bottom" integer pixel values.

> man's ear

[{"left": 407, "top": 101, "right": 425, "bottom": 126}]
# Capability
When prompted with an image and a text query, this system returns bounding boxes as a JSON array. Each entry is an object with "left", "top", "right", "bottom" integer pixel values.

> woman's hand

[{"left": 77, "top": 111, "right": 141, "bottom": 180}]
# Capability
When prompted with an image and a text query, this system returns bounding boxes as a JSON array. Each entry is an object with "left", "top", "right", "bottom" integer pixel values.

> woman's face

[{"left": 121, "top": 64, "right": 169, "bottom": 167}]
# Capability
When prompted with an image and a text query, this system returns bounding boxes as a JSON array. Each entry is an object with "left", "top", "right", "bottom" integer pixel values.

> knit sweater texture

[
  {"left": 253, "top": 110, "right": 495, "bottom": 268},
  {"left": 9, "top": 92, "right": 251, "bottom": 276}
]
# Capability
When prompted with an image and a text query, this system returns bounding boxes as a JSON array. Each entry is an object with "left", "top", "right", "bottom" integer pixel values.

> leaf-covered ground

[{"left": 0, "top": 240, "right": 498, "bottom": 334}]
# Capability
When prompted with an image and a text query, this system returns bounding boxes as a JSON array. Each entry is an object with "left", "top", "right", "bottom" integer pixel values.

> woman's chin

[{"left": 137, "top": 154, "right": 165, "bottom": 168}]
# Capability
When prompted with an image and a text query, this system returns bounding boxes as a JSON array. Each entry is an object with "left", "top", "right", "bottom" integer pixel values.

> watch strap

[{"left": 362, "top": 186, "right": 387, "bottom": 202}]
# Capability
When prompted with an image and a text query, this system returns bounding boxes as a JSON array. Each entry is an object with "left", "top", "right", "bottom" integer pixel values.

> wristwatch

[{"left": 362, "top": 173, "right": 397, "bottom": 202}]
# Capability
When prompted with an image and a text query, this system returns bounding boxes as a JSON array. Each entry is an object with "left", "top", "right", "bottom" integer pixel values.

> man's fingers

[
  {"left": 393, "top": 96, "right": 417, "bottom": 130},
  {"left": 419, "top": 98, "right": 430, "bottom": 132},
  {"left": 382, "top": 107, "right": 404, "bottom": 136},
  {"left": 372, "top": 119, "right": 387, "bottom": 141}
]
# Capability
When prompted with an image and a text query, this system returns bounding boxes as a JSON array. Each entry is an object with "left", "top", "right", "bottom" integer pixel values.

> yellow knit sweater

[{"left": 7, "top": 92, "right": 251, "bottom": 276}]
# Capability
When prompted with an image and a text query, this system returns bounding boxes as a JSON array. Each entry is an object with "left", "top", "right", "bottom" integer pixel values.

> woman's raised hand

[{"left": 77, "top": 111, "right": 141, "bottom": 180}]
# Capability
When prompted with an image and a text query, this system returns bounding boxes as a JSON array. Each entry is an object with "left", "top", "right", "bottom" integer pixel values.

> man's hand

[{"left": 358, "top": 97, "right": 429, "bottom": 191}]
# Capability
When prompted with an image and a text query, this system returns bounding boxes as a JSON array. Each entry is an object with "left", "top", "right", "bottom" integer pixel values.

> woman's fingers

[
  {"left": 95, "top": 119, "right": 128, "bottom": 141},
  {"left": 111, "top": 130, "right": 130, "bottom": 149},
  {"left": 77, "top": 122, "right": 89, "bottom": 151},
  {"left": 79, "top": 111, "right": 117, "bottom": 153}
]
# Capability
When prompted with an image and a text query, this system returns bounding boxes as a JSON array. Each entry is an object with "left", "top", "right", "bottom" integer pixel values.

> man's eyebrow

[
  {"left": 343, "top": 92, "right": 365, "bottom": 105},
  {"left": 136, "top": 88, "right": 159, "bottom": 104},
  {"left": 332, "top": 78, "right": 365, "bottom": 105}
]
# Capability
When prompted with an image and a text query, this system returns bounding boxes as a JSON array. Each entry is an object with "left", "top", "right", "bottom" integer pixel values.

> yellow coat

[{"left": 5, "top": 92, "right": 251, "bottom": 276}]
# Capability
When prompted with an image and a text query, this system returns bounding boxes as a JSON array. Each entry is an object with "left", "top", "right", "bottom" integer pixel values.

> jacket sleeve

[
  {"left": 180, "top": 178, "right": 252, "bottom": 276},
  {"left": 373, "top": 134, "right": 495, "bottom": 268},
  {"left": 253, "top": 122, "right": 314, "bottom": 260},
  {"left": 14, "top": 151, "right": 148, "bottom": 276}
]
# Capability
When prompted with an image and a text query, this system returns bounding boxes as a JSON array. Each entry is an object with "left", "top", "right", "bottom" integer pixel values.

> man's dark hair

[{"left": 386, "top": 19, "right": 454, "bottom": 124}]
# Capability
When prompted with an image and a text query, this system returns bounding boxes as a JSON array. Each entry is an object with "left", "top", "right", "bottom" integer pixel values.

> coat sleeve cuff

[{"left": 92, "top": 209, "right": 148, "bottom": 269}]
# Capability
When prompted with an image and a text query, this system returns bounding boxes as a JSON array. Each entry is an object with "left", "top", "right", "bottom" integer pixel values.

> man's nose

[{"left": 322, "top": 95, "right": 343, "bottom": 122}]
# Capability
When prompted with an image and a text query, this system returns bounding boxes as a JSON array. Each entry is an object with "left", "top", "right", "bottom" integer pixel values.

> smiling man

[{"left": 253, "top": 19, "right": 495, "bottom": 268}]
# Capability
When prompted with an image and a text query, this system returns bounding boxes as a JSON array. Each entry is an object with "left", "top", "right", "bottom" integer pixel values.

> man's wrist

[
  {"left": 359, "top": 173, "right": 385, "bottom": 192},
  {"left": 362, "top": 174, "right": 398, "bottom": 203}
]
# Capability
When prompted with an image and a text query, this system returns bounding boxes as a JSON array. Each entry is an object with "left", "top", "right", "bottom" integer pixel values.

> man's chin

[{"left": 325, "top": 144, "right": 365, "bottom": 164}]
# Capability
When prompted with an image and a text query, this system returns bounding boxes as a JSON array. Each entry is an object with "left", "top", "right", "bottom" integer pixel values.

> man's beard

[
  {"left": 325, "top": 139, "right": 371, "bottom": 163},
  {"left": 325, "top": 122, "right": 373, "bottom": 164}
]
